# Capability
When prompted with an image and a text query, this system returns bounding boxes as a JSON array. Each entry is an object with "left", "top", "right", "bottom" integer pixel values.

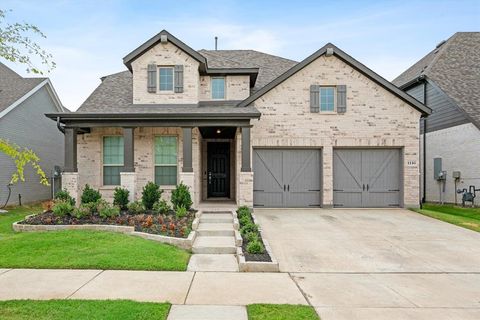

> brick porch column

[
  {"left": 179, "top": 127, "right": 195, "bottom": 205},
  {"left": 120, "top": 127, "right": 136, "bottom": 202},
  {"left": 62, "top": 127, "right": 80, "bottom": 204},
  {"left": 239, "top": 126, "right": 253, "bottom": 207}
]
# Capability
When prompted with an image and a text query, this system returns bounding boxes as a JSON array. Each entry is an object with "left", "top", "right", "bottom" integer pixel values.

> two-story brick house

[{"left": 48, "top": 30, "right": 430, "bottom": 209}]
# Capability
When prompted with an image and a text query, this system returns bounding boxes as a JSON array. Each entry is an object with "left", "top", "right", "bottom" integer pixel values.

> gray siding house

[
  {"left": 0, "top": 62, "right": 65, "bottom": 206},
  {"left": 394, "top": 32, "right": 480, "bottom": 204}
]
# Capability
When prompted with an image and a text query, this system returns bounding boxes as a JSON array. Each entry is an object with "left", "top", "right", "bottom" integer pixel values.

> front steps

[{"left": 188, "top": 210, "right": 240, "bottom": 272}]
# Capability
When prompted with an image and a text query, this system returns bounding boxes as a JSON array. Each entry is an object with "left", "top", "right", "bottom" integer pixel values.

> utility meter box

[
  {"left": 434, "top": 157, "right": 443, "bottom": 180},
  {"left": 453, "top": 171, "right": 461, "bottom": 179}
]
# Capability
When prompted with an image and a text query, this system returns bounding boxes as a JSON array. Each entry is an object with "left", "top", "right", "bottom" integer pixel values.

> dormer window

[
  {"left": 211, "top": 77, "right": 225, "bottom": 99},
  {"left": 159, "top": 67, "right": 174, "bottom": 91}
]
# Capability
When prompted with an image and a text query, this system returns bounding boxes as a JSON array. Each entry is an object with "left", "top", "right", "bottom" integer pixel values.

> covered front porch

[{"left": 48, "top": 112, "right": 257, "bottom": 207}]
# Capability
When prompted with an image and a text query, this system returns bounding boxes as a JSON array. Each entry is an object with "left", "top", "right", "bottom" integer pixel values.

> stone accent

[
  {"left": 199, "top": 75, "right": 250, "bottom": 100},
  {"left": 251, "top": 54, "right": 422, "bottom": 207},
  {"left": 61, "top": 172, "right": 79, "bottom": 205},
  {"left": 238, "top": 172, "right": 254, "bottom": 207},
  {"left": 120, "top": 172, "right": 136, "bottom": 202}
]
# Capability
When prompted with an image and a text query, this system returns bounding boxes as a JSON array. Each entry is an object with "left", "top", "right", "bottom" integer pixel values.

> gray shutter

[
  {"left": 337, "top": 85, "right": 347, "bottom": 113},
  {"left": 310, "top": 85, "right": 320, "bottom": 113},
  {"left": 147, "top": 64, "right": 157, "bottom": 93},
  {"left": 174, "top": 65, "right": 184, "bottom": 93}
]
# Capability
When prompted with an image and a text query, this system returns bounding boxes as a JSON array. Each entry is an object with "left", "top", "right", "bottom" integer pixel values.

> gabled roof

[
  {"left": 238, "top": 43, "right": 431, "bottom": 115},
  {"left": 123, "top": 30, "right": 207, "bottom": 71},
  {"left": 393, "top": 32, "right": 480, "bottom": 126},
  {"left": 0, "top": 62, "right": 65, "bottom": 118}
]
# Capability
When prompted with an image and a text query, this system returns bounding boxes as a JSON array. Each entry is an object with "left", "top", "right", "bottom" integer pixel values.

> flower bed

[{"left": 236, "top": 206, "right": 271, "bottom": 262}]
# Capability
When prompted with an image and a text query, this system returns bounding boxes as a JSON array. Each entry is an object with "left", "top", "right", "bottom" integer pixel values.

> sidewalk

[{"left": 1, "top": 268, "right": 480, "bottom": 320}]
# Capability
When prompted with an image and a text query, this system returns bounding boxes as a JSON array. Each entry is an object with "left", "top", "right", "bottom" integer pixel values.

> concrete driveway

[
  {"left": 255, "top": 208, "right": 480, "bottom": 319},
  {"left": 255, "top": 208, "right": 480, "bottom": 273}
]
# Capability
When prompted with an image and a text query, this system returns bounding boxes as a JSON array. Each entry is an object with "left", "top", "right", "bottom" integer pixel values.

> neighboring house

[
  {"left": 48, "top": 30, "right": 429, "bottom": 209},
  {"left": 393, "top": 32, "right": 480, "bottom": 205},
  {"left": 0, "top": 62, "right": 66, "bottom": 206}
]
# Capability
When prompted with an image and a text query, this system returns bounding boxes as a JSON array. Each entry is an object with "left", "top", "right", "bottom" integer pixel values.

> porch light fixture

[{"left": 216, "top": 129, "right": 221, "bottom": 134}]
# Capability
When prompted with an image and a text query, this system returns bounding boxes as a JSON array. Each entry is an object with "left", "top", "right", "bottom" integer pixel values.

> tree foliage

[
  {"left": 0, "top": 9, "right": 55, "bottom": 74},
  {"left": 0, "top": 138, "right": 49, "bottom": 186}
]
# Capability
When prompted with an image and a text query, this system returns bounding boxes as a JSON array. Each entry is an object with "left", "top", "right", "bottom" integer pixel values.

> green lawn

[
  {"left": 0, "top": 300, "right": 170, "bottom": 320},
  {"left": 247, "top": 304, "right": 320, "bottom": 320},
  {"left": 0, "top": 205, "right": 190, "bottom": 270},
  {"left": 413, "top": 203, "right": 480, "bottom": 232}
]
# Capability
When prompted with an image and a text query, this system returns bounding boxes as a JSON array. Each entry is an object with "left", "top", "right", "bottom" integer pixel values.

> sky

[{"left": 1, "top": 0, "right": 479, "bottom": 111}]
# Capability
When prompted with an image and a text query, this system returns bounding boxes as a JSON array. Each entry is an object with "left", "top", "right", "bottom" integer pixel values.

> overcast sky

[{"left": 2, "top": 0, "right": 479, "bottom": 111}]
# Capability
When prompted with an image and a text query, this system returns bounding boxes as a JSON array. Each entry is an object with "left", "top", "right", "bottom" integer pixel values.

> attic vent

[
  {"left": 160, "top": 34, "right": 168, "bottom": 43},
  {"left": 435, "top": 40, "right": 446, "bottom": 49},
  {"left": 326, "top": 47, "right": 334, "bottom": 56}
]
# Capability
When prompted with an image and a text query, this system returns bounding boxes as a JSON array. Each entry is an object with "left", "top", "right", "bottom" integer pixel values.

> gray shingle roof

[
  {"left": 77, "top": 49, "right": 297, "bottom": 113},
  {"left": 393, "top": 32, "right": 480, "bottom": 125},
  {"left": 0, "top": 62, "right": 46, "bottom": 112}
]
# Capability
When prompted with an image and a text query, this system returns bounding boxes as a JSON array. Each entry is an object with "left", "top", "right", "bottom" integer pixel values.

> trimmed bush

[
  {"left": 239, "top": 214, "right": 252, "bottom": 226},
  {"left": 96, "top": 200, "right": 120, "bottom": 219},
  {"left": 153, "top": 199, "right": 171, "bottom": 215},
  {"left": 113, "top": 187, "right": 129, "bottom": 210},
  {"left": 142, "top": 182, "right": 162, "bottom": 210},
  {"left": 80, "top": 184, "right": 101, "bottom": 204},
  {"left": 240, "top": 222, "right": 259, "bottom": 236},
  {"left": 246, "top": 240, "right": 265, "bottom": 254},
  {"left": 72, "top": 205, "right": 90, "bottom": 219},
  {"left": 245, "top": 231, "right": 259, "bottom": 243},
  {"left": 175, "top": 205, "right": 187, "bottom": 219},
  {"left": 52, "top": 200, "right": 74, "bottom": 217},
  {"left": 171, "top": 183, "right": 193, "bottom": 210},
  {"left": 55, "top": 189, "right": 76, "bottom": 206},
  {"left": 237, "top": 206, "right": 251, "bottom": 219},
  {"left": 127, "top": 200, "right": 144, "bottom": 214}
]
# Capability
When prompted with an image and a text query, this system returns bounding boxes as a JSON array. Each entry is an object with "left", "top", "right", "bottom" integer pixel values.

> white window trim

[
  {"left": 102, "top": 135, "right": 124, "bottom": 186},
  {"left": 158, "top": 66, "right": 174, "bottom": 92},
  {"left": 319, "top": 86, "right": 336, "bottom": 113},
  {"left": 211, "top": 76, "right": 226, "bottom": 100},
  {"left": 154, "top": 135, "right": 178, "bottom": 186}
]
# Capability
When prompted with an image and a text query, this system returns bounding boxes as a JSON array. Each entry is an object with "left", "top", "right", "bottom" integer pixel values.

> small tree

[{"left": 0, "top": 139, "right": 48, "bottom": 185}]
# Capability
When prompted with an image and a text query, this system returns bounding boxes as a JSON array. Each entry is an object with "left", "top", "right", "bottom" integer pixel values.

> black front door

[{"left": 207, "top": 142, "right": 230, "bottom": 198}]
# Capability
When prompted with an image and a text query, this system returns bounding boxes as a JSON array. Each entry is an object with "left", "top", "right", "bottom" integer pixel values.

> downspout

[
  {"left": 56, "top": 116, "right": 65, "bottom": 134},
  {"left": 422, "top": 81, "right": 427, "bottom": 205}
]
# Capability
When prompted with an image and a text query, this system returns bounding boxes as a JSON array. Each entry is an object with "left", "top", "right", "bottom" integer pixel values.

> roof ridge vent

[{"left": 435, "top": 40, "right": 446, "bottom": 49}]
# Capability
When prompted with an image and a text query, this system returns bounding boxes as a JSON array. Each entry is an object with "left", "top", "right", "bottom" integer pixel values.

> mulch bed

[
  {"left": 20, "top": 210, "right": 196, "bottom": 238},
  {"left": 241, "top": 236, "right": 272, "bottom": 262}
]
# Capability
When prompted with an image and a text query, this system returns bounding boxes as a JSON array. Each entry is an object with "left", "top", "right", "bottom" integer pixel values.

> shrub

[
  {"left": 153, "top": 199, "right": 171, "bottom": 215},
  {"left": 97, "top": 201, "right": 120, "bottom": 219},
  {"left": 246, "top": 240, "right": 265, "bottom": 254},
  {"left": 55, "top": 189, "right": 75, "bottom": 206},
  {"left": 72, "top": 205, "right": 90, "bottom": 219},
  {"left": 240, "top": 222, "right": 259, "bottom": 236},
  {"left": 175, "top": 205, "right": 187, "bottom": 219},
  {"left": 245, "top": 231, "right": 259, "bottom": 243},
  {"left": 239, "top": 214, "right": 252, "bottom": 226},
  {"left": 171, "top": 183, "right": 193, "bottom": 210},
  {"left": 52, "top": 200, "right": 74, "bottom": 217},
  {"left": 113, "top": 187, "right": 129, "bottom": 210},
  {"left": 142, "top": 182, "right": 162, "bottom": 210},
  {"left": 127, "top": 200, "right": 144, "bottom": 214},
  {"left": 80, "top": 184, "right": 102, "bottom": 204},
  {"left": 237, "top": 206, "right": 251, "bottom": 219},
  {"left": 84, "top": 201, "right": 99, "bottom": 214}
]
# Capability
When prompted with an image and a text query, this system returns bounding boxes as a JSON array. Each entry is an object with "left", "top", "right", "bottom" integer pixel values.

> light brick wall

[
  {"left": 251, "top": 54, "right": 422, "bottom": 207},
  {"left": 199, "top": 75, "right": 250, "bottom": 100},
  {"left": 421, "top": 122, "right": 480, "bottom": 204},
  {"left": 77, "top": 127, "right": 201, "bottom": 205},
  {"left": 132, "top": 41, "right": 200, "bottom": 104}
]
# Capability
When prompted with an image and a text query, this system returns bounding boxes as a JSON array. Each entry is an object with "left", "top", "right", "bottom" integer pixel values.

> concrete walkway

[{"left": 1, "top": 268, "right": 479, "bottom": 319}]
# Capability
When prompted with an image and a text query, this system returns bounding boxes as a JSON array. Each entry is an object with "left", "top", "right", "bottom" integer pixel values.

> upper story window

[
  {"left": 159, "top": 67, "right": 174, "bottom": 91},
  {"left": 211, "top": 77, "right": 226, "bottom": 100},
  {"left": 320, "top": 87, "right": 335, "bottom": 112},
  {"left": 103, "top": 136, "right": 124, "bottom": 186}
]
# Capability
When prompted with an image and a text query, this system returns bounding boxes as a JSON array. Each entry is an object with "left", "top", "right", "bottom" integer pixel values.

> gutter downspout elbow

[{"left": 56, "top": 117, "right": 65, "bottom": 134}]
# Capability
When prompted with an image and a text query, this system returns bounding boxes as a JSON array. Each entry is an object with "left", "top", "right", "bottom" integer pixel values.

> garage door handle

[
  {"left": 287, "top": 185, "right": 290, "bottom": 191},
  {"left": 363, "top": 184, "right": 365, "bottom": 191},
  {"left": 366, "top": 184, "right": 369, "bottom": 191},
  {"left": 284, "top": 185, "right": 286, "bottom": 191}
]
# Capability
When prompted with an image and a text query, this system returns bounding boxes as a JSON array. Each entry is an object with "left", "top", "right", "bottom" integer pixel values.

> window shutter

[
  {"left": 337, "top": 85, "right": 347, "bottom": 113},
  {"left": 147, "top": 64, "right": 157, "bottom": 93},
  {"left": 174, "top": 65, "right": 184, "bottom": 93},
  {"left": 310, "top": 85, "right": 320, "bottom": 113}
]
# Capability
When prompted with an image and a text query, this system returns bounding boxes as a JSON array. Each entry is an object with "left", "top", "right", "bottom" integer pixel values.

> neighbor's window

[
  {"left": 103, "top": 136, "right": 124, "bottom": 185},
  {"left": 320, "top": 87, "right": 335, "bottom": 112},
  {"left": 159, "top": 67, "right": 174, "bottom": 91},
  {"left": 211, "top": 77, "right": 225, "bottom": 99},
  {"left": 155, "top": 136, "right": 177, "bottom": 185}
]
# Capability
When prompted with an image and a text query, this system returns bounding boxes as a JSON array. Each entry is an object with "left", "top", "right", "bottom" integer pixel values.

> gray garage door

[
  {"left": 253, "top": 149, "right": 322, "bottom": 207},
  {"left": 333, "top": 149, "right": 401, "bottom": 208}
]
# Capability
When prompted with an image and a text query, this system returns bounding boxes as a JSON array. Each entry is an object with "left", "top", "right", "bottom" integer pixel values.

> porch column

[
  {"left": 241, "top": 126, "right": 251, "bottom": 172},
  {"left": 62, "top": 127, "right": 80, "bottom": 205},
  {"left": 182, "top": 127, "right": 193, "bottom": 172},
  {"left": 121, "top": 127, "right": 136, "bottom": 201}
]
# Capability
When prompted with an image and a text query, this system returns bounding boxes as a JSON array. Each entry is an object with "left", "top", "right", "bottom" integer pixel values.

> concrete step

[
  {"left": 187, "top": 254, "right": 239, "bottom": 272},
  {"left": 197, "top": 223, "right": 235, "bottom": 236},
  {"left": 200, "top": 213, "right": 233, "bottom": 224},
  {"left": 192, "top": 236, "right": 236, "bottom": 254}
]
